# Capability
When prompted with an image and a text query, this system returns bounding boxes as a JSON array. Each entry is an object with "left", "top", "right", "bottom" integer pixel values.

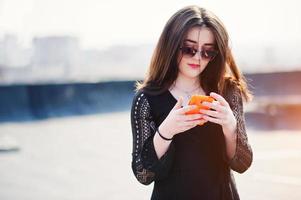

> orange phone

[{"left": 185, "top": 95, "right": 215, "bottom": 126}]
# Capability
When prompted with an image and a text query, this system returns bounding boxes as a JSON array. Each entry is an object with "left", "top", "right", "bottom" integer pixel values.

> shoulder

[
  {"left": 131, "top": 88, "right": 159, "bottom": 111},
  {"left": 224, "top": 77, "right": 243, "bottom": 109},
  {"left": 132, "top": 89, "right": 149, "bottom": 108},
  {"left": 224, "top": 77, "right": 242, "bottom": 97},
  {"left": 131, "top": 89, "right": 153, "bottom": 120},
  {"left": 224, "top": 77, "right": 241, "bottom": 93},
  {"left": 132, "top": 87, "right": 168, "bottom": 103},
  {"left": 131, "top": 88, "right": 172, "bottom": 117},
  {"left": 132, "top": 88, "right": 153, "bottom": 102}
]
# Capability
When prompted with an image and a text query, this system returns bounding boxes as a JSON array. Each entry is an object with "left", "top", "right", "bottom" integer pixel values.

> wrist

[
  {"left": 223, "top": 120, "right": 237, "bottom": 137},
  {"left": 157, "top": 126, "right": 174, "bottom": 141}
]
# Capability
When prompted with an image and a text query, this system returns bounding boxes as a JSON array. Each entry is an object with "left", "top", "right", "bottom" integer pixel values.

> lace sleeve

[
  {"left": 130, "top": 91, "right": 175, "bottom": 185},
  {"left": 227, "top": 85, "right": 253, "bottom": 173}
]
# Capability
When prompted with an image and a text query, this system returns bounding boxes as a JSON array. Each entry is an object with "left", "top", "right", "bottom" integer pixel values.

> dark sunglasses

[{"left": 180, "top": 46, "right": 218, "bottom": 61}]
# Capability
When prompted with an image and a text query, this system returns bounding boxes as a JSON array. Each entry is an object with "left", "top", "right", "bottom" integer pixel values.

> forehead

[{"left": 184, "top": 26, "right": 215, "bottom": 46}]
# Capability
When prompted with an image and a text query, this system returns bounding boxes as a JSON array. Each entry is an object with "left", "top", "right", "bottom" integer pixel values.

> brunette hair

[{"left": 136, "top": 5, "right": 253, "bottom": 102}]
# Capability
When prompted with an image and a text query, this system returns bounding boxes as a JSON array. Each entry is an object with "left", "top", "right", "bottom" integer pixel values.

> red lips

[{"left": 188, "top": 63, "right": 200, "bottom": 69}]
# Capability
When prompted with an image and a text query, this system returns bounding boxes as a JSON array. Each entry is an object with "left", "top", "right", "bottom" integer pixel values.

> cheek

[
  {"left": 178, "top": 59, "right": 186, "bottom": 71},
  {"left": 177, "top": 54, "right": 183, "bottom": 65}
]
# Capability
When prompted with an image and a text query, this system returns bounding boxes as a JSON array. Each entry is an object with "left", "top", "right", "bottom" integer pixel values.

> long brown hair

[{"left": 136, "top": 5, "right": 253, "bottom": 102}]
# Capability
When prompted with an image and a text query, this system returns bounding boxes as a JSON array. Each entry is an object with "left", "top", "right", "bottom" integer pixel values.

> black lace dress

[{"left": 130, "top": 82, "right": 253, "bottom": 200}]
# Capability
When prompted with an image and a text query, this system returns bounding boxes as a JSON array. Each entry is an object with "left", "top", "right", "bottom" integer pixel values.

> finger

[
  {"left": 178, "top": 105, "right": 198, "bottom": 114},
  {"left": 203, "top": 114, "right": 223, "bottom": 125},
  {"left": 183, "top": 119, "right": 207, "bottom": 127},
  {"left": 199, "top": 109, "right": 223, "bottom": 119},
  {"left": 209, "top": 92, "right": 229, "bottom": 107},
  {"left": 182, "top": 114, "right": 204, "bottom": 121},
  {"left": 172, "top": 96, "right": 183, "bottom": 110},
  {"left": 183, "top": 119, "right": 208, "bottom": 129},
  {"left": 202, "top": 101, "right": 224, "bottom": 112}
]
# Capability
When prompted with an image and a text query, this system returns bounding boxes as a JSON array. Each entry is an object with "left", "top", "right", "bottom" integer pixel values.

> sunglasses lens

[
  {"left": 180, "top": 46, "right": 218, "bottom": 60},
  {"left": 181, "top": 47, "right": 196, "bottom": 57},
  {"left": 202, "top": 50, "right": 217, "bottom": 60}
]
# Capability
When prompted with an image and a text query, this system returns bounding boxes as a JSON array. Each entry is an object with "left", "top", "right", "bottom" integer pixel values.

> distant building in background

[
  {"left": 0, "top": 34, "right": 31, "bottom": 68},
  {"left": 32, "top": 36, "right": 80, "bottom": 78},
  {"left": 0, "top": 34, "right": 300, "bottom": 84}
]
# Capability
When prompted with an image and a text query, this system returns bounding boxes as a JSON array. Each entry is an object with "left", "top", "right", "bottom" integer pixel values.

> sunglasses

[{"left": 180, "top": 46, "right": 218, "bottom": 61}]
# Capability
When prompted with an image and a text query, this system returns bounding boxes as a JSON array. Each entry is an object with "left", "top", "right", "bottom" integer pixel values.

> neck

[{"left": 173, "top": 74, "right": 200, "bottom": 92}]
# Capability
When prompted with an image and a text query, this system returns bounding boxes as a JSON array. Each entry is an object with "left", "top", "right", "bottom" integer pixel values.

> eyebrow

[{"left": 184, "top": 39, "right": 215, "bottom": 46}]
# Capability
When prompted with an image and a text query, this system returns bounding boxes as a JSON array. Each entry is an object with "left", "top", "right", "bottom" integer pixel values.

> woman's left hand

[{"left": 199, "top": 92, "right": 237, "bottom": 136}]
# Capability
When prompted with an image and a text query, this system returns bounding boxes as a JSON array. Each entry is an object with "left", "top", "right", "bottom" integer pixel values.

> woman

[{"left": 130, "top": 5, "right": 253, "bottom": 200}]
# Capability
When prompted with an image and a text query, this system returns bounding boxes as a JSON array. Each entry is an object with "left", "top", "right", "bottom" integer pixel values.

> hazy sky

[{"left": 0, "top": 0, "right": 300, "bottom": 49}]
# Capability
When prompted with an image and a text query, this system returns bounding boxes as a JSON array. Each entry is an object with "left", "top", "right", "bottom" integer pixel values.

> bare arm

[{"left": 153, "top": 126, "right": 174, "bottom": 159}]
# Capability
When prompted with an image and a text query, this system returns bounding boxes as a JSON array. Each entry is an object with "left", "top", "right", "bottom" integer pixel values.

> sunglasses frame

[{"left": 179, "top": 46, "right": 218, "bottom": 61}]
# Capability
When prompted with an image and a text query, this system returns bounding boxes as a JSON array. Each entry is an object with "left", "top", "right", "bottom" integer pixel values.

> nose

[{"left": 192, "top": 49, "right": 202, "bottom": 61}]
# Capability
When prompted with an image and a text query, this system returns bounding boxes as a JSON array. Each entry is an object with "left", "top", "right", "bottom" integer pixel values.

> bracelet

[{"left": 157, "top": 128, "right": 173, "bottom": 141}]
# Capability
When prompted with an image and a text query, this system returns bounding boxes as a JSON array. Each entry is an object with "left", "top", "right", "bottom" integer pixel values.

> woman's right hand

[{"left": 158, "top": 97, "right": 207, "bottom": 138}]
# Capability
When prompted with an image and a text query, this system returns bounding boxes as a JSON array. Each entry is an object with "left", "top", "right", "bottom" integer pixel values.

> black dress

[{"left": 130, "top": 81, "right": 253, "bottom": 200}]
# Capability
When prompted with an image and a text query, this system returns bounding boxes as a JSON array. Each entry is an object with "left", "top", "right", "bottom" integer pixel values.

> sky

[{"left": 0, "top": 0, "right": 301, "bottom": 50}]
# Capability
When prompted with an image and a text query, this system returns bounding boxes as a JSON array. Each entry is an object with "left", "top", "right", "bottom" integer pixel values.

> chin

[
  {"left": 189, "top": 69, "right": 203, "bottom": 77},
  {"left": 184, "top": 72, "right": 201, "bottom": 79},
  {"left": 179, "top": 68, "right": 202, "bottom": 79}
]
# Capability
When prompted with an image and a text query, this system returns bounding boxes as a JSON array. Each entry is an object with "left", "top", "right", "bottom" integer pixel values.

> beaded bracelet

[{"left": 157, "top": 128, "right": 173, "bottom": 141}]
